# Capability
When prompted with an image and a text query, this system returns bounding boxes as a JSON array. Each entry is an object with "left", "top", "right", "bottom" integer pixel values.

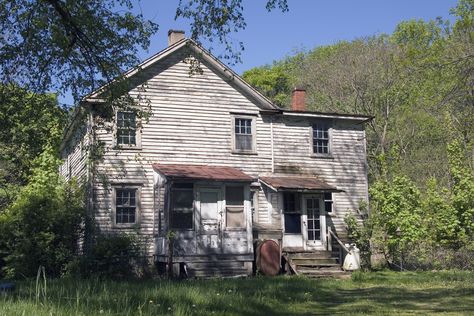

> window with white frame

[
  {"left": 116, "top": 111, "right": 137, "bottom": 146},
  {"left": 312, "top": 123, "right": 330, "bottom": 155},
  {"left": 115, "top": 188, "right": 138, "bottom": 224},
  {"left": 233, "top": 117, "right": 255, "bottom": 152},
  {"left": 170, "top": 183, "right": 194, "bottom": 230},
  {"left": 226, "top": 186, "right": 245, "bottom": 228}
]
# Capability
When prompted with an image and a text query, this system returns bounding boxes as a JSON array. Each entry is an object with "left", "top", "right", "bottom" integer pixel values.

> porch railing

[{"left": 327, "top": 227, "right": 350, "bottom": 265}]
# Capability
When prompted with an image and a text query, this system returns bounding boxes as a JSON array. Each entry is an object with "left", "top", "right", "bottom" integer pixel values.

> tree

[
  {"left": 242, "top": 63, "right": 294, "bottom": 106},
  {"left": 0, "top": 84, "right": 67, "bottom": 210},
  {"left": 0, "top": 146, "right": 86, "bottom": 278},
  {"left": 1, "top": 0, "right": 289, "bottom": 101}
]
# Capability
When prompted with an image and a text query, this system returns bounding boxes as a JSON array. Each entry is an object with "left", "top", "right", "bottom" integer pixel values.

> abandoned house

[{"left": 60, "top": 30, "right": 371, "bottom": 277}]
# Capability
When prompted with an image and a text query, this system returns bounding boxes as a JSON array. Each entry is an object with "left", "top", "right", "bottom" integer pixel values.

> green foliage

[
  {"left": 0, "top": 84, "right": 66, "bottom": 210},
  {"left": 344, "top": 201, "right": 372, "bottom": 270},
  {"left": 422, "top": 178, "right": 460, "bottom": 247},
  {"left": 370, "top": 175, "right": 426, "bottom": 255},
  {"left": 67, "top": 233, "right": 144, "bottom": 279},
  {"left": 447, "top": 140, "right": 474, "bottom": 239},
  {"left": 0, "top": 0, "right": 159, "bottom": 100},
  {"left": 242, "top": 64, "right": 293, "bottom": 106},
  {"left": 0, "top": 146, "right": 86, "bottom": 278}
]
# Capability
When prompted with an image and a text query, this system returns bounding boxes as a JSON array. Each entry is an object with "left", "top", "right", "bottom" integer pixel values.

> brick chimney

[
  {"left": 168, "top": 29, "right": 185, "bottom": 46},
  {"left": 291, "top": 88, "right": 306, "bottom": 111}
]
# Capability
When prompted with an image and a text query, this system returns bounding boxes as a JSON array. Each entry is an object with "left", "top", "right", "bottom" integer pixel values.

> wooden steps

[
  {"left": 284, "top": 250, "right": 351, "bottom": 279},
  {"left": 185, "top": 260, "right": 251, "bottom": 278}
]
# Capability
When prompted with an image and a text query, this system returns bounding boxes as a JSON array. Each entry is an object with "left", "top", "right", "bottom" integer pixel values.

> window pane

[
  {"left": 171, "top": 212, "right": 193, "bottom": 229},
  {"left": 312, "top": 124, "right": 330, "bottom": 154},
  {"left": 226, "top": 207, "right": 245, "bottom": 228},
  {"left": 283, "top": 192, "right": 301, "bottom": 213},
  {"left": 236, "top": 134, "right": 252, "bottom": 151},
  {"left": 170, "top": 183, "right": 194, "bottom": 229},
  {"left": 284, "top": 214, "right": 301, "bottom": 233},
  {"left": 325, "top": 201, "right": 333, "bottom": 213},
  {"left": 117, "top": 111, "right": 137, "bottom": 145},
  {"left": 116, "top": 189, "right": 137, "bottom": 224},
  {"left": 226, "top": 186, "right": 244, "bottom": 206},
  {"left": 171, "top": 188, "right": 193, "bottom": 210},
  {"left": 324, "top": 192, "right": 332, "bottom": 201}
]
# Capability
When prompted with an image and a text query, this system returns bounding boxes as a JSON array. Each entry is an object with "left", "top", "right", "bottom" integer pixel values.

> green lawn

[{"left": 1, "top": 271, "right": 473, "bottom": 315}]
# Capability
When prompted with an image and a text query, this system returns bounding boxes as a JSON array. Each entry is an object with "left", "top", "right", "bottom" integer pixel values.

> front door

[
  {"left": 197, "top": 188, "right": 222, "bottom": 254},
  {"left": 303, "top": 195, "right": 326, "bottom": 249}
]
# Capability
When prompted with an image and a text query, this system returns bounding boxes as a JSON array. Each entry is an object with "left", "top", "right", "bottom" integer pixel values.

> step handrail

[
  {"left": 327, "top": 227, "right": 350, "bottom": 253},
  {"left": 327, "top": 227, "right": 351, "bottom": 266}
]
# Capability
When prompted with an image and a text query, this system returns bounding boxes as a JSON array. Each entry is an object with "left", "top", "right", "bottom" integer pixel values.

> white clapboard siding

[
  {"left": 270, "top": 115, "right": 368, "bottom": 239},
  {"left": 63, "top": 45, "right": 369, "bottom": 255},
  {"left": 60, "top": 123, "right": 89, "bottom": 182}
]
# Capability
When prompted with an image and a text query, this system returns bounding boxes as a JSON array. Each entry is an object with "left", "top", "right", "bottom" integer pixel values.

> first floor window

[
  {"left": 226, "top": 186, "right": 245, "bottom": 228},
  {"left": 283, "top": 192, "right": 302, "bottom": 234},
  {"left": 170, "top": 183, "right": 194, "bottom": 229},
  {"left": 312, "top": 123, "right": 330, "bottom": 154},
  {"left": 117, "top": 111, "right": 137, "bottom": 146},
  {"left": 234, "top": 117, "right": 254, "bottom": 152},
  {"left": 115, "top": 188, "right": 137, "bottom": 224}
]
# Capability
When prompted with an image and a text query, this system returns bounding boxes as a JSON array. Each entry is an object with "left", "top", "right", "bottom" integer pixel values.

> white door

[
  {"left": 303, "top": 195, "right": 326, "bottom": 249},
  {"left": 197, "top": 188, "right": 222, "bottom": 254}
]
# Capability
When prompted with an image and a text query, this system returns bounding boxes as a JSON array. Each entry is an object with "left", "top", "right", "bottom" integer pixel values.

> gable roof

[{"left": 83, "top": 38, "right": 280, "bottom": 111}]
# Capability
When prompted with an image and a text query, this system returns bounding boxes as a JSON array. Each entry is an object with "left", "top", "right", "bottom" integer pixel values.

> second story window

[
  {"left": 117, "top": 111, "right": 136, "bottom": 146},
  {"left": 312, "top": 124, "right": 330, "bottom": 155},
  {"left": 233, "top": 117, "right": 255, "bottom": 153}
]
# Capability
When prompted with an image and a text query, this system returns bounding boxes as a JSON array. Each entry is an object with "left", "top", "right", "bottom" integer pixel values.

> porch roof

[
  {"left": 152, "top": 164, "right": 255, "bottom": 182},
  {"left": 259, "top": 176, "right": 342, "bottom": 192}
]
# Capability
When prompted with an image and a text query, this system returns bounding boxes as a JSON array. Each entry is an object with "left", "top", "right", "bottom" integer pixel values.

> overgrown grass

[{"left": 1, "top": 271, "right": 473, "bottom": 315}]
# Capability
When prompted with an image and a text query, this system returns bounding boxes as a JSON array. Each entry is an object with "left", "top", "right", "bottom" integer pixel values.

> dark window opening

[
  {"left": 283, "top": 192, "right": 302, "bottom": 234},
  {"left": 324, "top": 192, "right": 333, "bottom": 213},
  {"left": 170, "top": 183, "right": 194, "bottom": 229}
]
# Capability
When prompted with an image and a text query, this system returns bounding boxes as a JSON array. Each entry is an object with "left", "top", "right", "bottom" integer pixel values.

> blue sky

[{"left": 59, "top": 0, "right": 459, "bottom": 106}]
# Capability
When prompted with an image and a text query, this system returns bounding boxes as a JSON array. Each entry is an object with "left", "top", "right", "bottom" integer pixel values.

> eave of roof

[
  {"left": 279, "top": 109, "right": 373, "bottom": 122},
  {"left": 152, "top": 164, "right": 255, "bottom": 182},
  {"left": 259, "top": 176, "right": 342, "bottom": 192}
]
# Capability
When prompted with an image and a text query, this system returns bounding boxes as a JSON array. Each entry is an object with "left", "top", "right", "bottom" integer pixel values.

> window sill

[
  {"left": 310, "top": 154, "right": 334, "bottom": 159},
  {"left": 113, "top": 145, "right": 142, "bottom": 151},
  {"left": 231, "top": 151, "right": 258, "bottom": 156},
  {"left": 284, "top": 232, "right": 303, "bottom": 235},
  {"left": 113, "top": 223, "right": 140, "bottom": 229}
]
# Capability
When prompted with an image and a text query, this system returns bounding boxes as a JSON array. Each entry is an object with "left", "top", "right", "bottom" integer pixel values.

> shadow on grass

[{"left": 2, "top": 272, "right": 474, "bottom": 315}]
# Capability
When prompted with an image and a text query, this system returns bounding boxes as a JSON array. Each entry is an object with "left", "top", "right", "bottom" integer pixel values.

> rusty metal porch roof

[
  {"left": 259, "top": 176, "right": 342, "bottom": 192},
  {"left": 152, "top": 164, "right": 254, "bottom": 182}
]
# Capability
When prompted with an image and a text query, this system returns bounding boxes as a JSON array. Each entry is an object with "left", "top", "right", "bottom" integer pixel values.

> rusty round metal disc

[{"left": 257, "top": 240, "right": 280, "bottom": 276}]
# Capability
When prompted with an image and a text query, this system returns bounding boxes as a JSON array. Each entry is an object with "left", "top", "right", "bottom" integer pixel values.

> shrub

[
  {"left": 67, "top": 233, "right": 146, "bottom": 279},
  {"left": 0, "top": 147, "right": 86, "bottom": 278}
]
